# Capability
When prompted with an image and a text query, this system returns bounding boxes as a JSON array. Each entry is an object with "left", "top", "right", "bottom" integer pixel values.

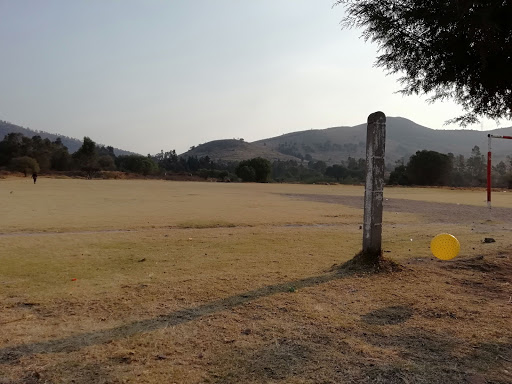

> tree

[
  {"left": 493, "top": 160, "right": 508, "bottom": 188},
  {"left": 466, "top": 145, "right": 486, "bottom": 185},
  {"left": 0, "top": 133, "right": 24, "bottom": 166},
  {"left": 9, "top": 156, "right": 40, "bottom": 176},
  {"left": 451, "top": 154, "right": 468, "bottom": 186},
  {"left": 98, "top": 155, "right": 116, "bottom": 171},
  {"left": 308, "top": 160, "right": 327, "bottom": 174},
  {"left": 51, "top": 149, "right": 72, "bottom": 171},
  {"left": 74, "top": 137, "right": 97, "bottom": 159},
  {"left": 116, "top": 155, "right": 158, "bottom": 175},
  {"left": 30, "top": 135, "right": 52, "bottom": 171},
  {"left": 494, "top": 161, "right": 507, "bottom": 177},
  {"left": 73, "top": 137, "right": 99, "bottom": 179},
  {"left": 407, "top": 150, "right": 452, "bottom": 186},
  {"left": 337, "top": 0, "right": 512, "bottom": 124},
  {"left": 325, "top": 164, "right": 348, "bottom": 182},
  {"left": 236, "top": 165, "right": 256, "bottom": 182},
  {"left": 388, "top": 164, "right": 409, "bottom": 185},
  {"left": 236, "top": 158, "right": 271, "bottom": 182}
]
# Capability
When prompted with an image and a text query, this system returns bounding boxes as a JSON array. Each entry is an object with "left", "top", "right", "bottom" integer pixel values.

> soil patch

[{"left": 361, "top": 305, "right": 414, "bottom": 325}]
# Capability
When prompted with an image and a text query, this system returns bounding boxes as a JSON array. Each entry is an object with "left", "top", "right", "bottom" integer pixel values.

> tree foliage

[
  {"left": 466, "top": 145, "right": 486, "bottom": 184},
  {"left": 388, "top": 164, "right": 409, "bottom": 185},
  {"left": 406, "top": 150, "right": 452, "bottom": 186},
  {"left": 98, "top": 155, "right": 116, "bottom": 171},
  {"left": 9, "top": 156, "right": 40, "bottom": 176},
  {"left": 73, "top": 137, "right": 100, "bottom": 178},
  {"left": 325, "top": 158, "right": 365, "bottom": 183},
  {"left": 236, "top": 165, "right": 257, "bottom": 182},
  {"left": 337, "top": 0, "right": 512, "bottom": 124},
  {"left": 236, "top": 158, "right": 271, "bottom": 182},
  {"left": 116, "top": 155, "right": 158, "bottom": 176}
]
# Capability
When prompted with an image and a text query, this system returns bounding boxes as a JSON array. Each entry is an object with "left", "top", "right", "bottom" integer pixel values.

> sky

[{"left": 1, "top": 0, "right": 510, "bottom": 155}]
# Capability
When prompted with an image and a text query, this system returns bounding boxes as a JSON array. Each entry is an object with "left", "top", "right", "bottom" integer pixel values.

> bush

[{"left": 9, "top": 156, "right": 40, "bottom": 176}]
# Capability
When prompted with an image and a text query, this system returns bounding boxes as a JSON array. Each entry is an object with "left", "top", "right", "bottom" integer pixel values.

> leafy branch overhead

[{"left": 336, "top": 0, "right": 512, "bottom": 125}]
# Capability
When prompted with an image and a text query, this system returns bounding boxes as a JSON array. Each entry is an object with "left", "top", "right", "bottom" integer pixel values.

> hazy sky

[{"left": 1, "top": 1, "right": 509, "bottom": 154}]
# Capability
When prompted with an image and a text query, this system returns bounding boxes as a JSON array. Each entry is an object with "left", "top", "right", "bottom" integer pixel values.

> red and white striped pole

[{"left": 487, "top": 134, "right": 512, "bottom": 213}]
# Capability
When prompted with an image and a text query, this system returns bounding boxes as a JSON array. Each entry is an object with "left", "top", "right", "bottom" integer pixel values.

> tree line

[
  {"left": 389, "top": 147, "right": 512, "bottom": 188},
  {"left": 0, "top": 133, "right": 158, "bottom": 178},
  {"left": 2, "top": 132, "right": 511, "bottom": 187}
]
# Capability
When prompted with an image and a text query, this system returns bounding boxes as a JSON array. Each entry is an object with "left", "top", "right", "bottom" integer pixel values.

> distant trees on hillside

[
  {"left": 0, "top": 133, "right": 74, "bottom": 174},
  {"left": 0, "top": 133, "right": 122, "bottom": 178},
  {"left": 270, "top": 157, "right": 366, "bottom": 184},
  {"left": 325, "top": 157, "right": 365, "bottom": 183},
  {"left": 0, "top": 133, "right": 58, "bottom": 172},
  {"left": 389, "top": 146, "right": 512, "bottom": 188},
  {"left": 275, "top": 140, "right": 365, "bottom": 163}
]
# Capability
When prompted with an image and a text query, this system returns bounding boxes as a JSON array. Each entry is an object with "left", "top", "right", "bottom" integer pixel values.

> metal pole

[{"left": 363, "top": 112, "right": 386, "bottom": 256}]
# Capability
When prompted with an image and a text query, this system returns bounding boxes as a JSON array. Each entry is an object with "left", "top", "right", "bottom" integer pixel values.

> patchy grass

[{"left": 0, "top": 179, "right": 511, "bottom": 383}]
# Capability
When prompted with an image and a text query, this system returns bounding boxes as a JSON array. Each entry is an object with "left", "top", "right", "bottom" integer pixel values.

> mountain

[
  {"left": 181, "top": 117, "right": 512, "bottom": 165},
  {"left": 0, "top": 121, "right": 137, "bottom": 156},
  {"left": 3, "top": 117, "right": 511, "bottom": 164},
  {"left": 179, "top": 139, "right": 299, "bottom": 162}
]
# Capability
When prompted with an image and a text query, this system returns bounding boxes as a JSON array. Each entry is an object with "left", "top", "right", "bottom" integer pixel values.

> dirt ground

[
  {"left": 283, "top": 192, "right": 512, "bottom": 228},
  {"left": 0, "top": 179, "right": 511, "bottom": 383}
]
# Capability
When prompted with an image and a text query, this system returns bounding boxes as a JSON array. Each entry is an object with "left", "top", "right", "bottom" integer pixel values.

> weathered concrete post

[{"left": 362, "top": 111, "right": 386, "bottom": 257}]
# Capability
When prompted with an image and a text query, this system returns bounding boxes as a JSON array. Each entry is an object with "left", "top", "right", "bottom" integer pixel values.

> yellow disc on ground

[{"left": 430, "top": 233, "right": 460, "bottom": 260}]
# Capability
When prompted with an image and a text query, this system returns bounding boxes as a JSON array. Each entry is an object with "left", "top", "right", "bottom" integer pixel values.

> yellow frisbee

[{"left": 430, "top": 233, "right": 460, "bottom": 260}]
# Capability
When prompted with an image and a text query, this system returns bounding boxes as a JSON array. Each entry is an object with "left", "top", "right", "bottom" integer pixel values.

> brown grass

[{"left": 0, "top": 178, "right": 511, "bottom": 383}]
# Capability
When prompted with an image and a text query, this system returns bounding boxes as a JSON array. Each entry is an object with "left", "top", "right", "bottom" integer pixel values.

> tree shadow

[{"left": 0, "top": 269, "right": 352, "bottom": 363}]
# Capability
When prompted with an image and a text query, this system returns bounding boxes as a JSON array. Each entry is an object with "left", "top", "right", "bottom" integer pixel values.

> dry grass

[{"left": 0, "top": 178, "right": 511, "bottom": 383}]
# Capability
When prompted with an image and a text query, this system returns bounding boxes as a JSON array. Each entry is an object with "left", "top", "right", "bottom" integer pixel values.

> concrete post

[{"left": 362, "top": 112, "right": 386, "bottom": 256}]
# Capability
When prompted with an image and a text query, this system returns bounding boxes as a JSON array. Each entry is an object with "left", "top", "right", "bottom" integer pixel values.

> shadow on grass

[
  {"left": 208, "top": 319, "right": 512, "bottom": 384},
  {"left": 0, "top": 269, "right": 355, "bottom": 363}
]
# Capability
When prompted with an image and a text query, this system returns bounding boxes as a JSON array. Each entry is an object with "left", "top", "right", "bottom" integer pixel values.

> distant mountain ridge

[
  {"left": 2, "top": 117, "right": 511, "bottom": 164},
  {"left": 0, "top": 121, "right": 137, "bottom": 156},
  {"left": 182, "top": 117, "right": 512, "bottom": 165}
]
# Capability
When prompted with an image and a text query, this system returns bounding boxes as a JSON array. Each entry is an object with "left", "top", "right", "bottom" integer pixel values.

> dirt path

[{"left": 283, "top": 194, "right": 512, "bottom": 224}]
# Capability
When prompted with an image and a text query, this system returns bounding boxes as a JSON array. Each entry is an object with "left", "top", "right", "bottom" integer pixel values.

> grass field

[{"left": 1, "top": 177, "right": 511, "bottom": 383}]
